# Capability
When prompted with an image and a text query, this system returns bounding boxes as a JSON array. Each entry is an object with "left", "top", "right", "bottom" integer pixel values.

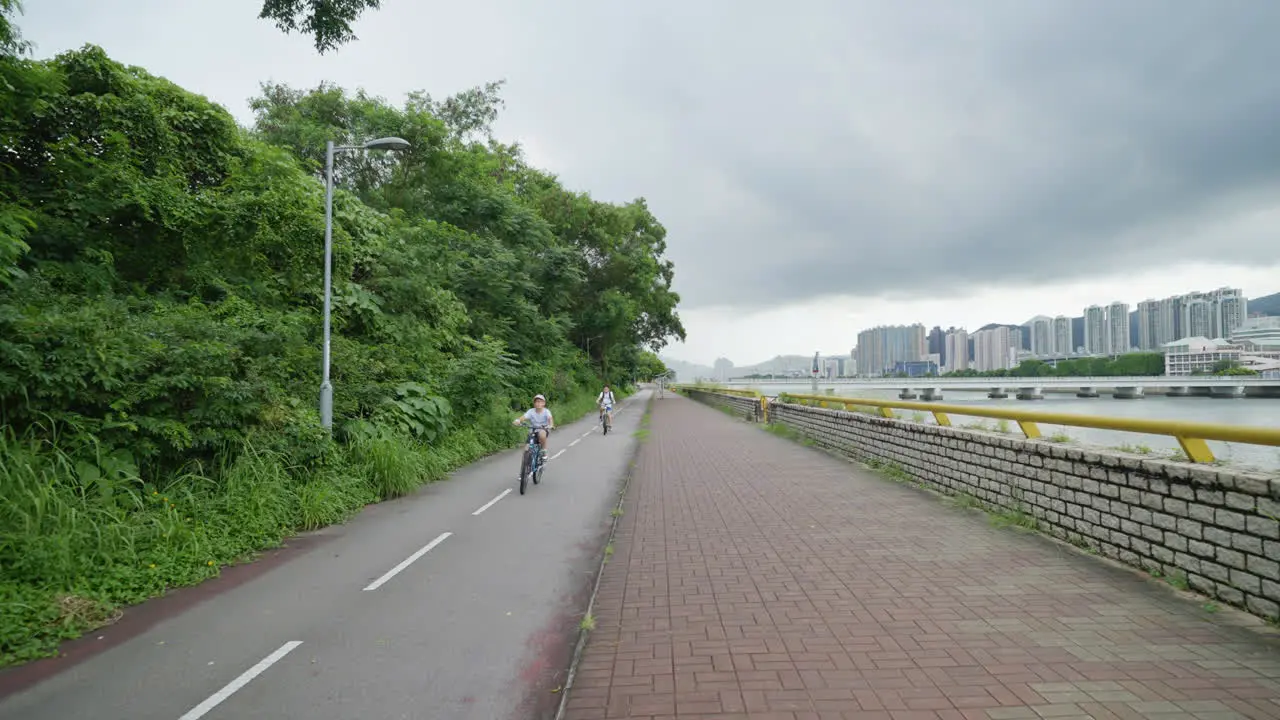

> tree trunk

[{"left": 601, "top": 340, "right": 609, "bottom": 384}]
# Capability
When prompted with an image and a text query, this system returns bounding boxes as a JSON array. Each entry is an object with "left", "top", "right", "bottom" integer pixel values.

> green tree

[
  {"left": 259, "top": 0, "right": 381, "bottom": 54},
  {"left": 1212, "top": 360, "right": 1258, "bottom": 376},
  {"left": 1, "top": 0, "right": 29, "bottom": 55},
  {"left": 948, "top": 352, "right": 1167, "bottom": 378},
  {"left": 635, "top": 351, "right": 668, "bottom": 381}
]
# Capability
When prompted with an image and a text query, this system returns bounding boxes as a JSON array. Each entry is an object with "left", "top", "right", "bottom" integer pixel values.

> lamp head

[{"left": 362, "top": 136, "right": 411, "bottom": 151}]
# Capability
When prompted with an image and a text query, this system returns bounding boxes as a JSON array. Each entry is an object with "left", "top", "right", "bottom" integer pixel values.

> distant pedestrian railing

[
  {"left": 673, "top": 385, "right": 1280, "bottom": 464},
  {"left": 771, "top": 391, "right": 1280, "bottom": 465}
]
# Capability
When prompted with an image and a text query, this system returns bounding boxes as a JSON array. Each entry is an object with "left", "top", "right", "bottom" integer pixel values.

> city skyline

[
  {"left": 663, "top": 269, "right": 1280, "bottom": 372},
  {"left": 671, "top": 283, "right": 1279, "bottom": 379},
  {"left": 910, "top": 286, "right": 1254, "bottom": 375}
]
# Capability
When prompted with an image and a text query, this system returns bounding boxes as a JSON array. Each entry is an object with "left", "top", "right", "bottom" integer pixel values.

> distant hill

[
  {"left": 1251, "top": 291, "right": 1280, "bottom": 316},
  {"left": 657, "top": 357, "right": 714, "bottom": 382},
  {"left": 734, "top": 354, "right": 816, "bottom": 376},
  {"left": 659, "top": 353, "right": 823, "bottom": 380}
]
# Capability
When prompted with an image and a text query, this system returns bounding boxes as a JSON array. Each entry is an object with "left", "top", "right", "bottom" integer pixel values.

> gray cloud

[
  {"left": 504, "top": 0, "right": 1280, "bottom": 309},
  {"left": 18, "top": 0, "right": 1280, "bottom": 312}
]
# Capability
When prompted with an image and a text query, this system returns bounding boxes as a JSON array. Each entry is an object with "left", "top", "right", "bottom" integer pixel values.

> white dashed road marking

[
  {"left": 472, "top": 489, "right": 512, "bottom": 516},
  {"left": 177, "top": 641, "right": 303, "bottom": 720},
  {"left": 363, "top": 532, "right": 452, "bottom": 592}
]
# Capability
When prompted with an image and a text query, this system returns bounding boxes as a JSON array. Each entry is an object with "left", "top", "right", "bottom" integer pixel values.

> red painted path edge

[{"left": 0, "top": 531, "right": 335, "bottom": 699}]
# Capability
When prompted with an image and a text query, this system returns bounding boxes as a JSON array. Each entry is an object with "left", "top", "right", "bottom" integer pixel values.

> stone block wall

[
  {"left": 681, "top": 389, "right": 762, "bottom": 422},
  {"left": 687, "top": 390, "right": 1280, "bottom": 623}
]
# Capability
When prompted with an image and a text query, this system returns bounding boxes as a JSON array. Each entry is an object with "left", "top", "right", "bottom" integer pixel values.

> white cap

[{"left": 533, "top": 394, "right": 546, "bottom": 402}]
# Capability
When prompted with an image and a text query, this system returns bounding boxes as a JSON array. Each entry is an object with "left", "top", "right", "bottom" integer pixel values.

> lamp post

[
  {"left": 320, "top": 136, "right": 412, "bottom": 430},
  {"left": 583, "top": 334, "right": 603, "bottom": 378}
]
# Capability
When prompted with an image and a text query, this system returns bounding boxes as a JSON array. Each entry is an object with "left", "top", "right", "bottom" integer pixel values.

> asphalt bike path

[{"left": 0, "top": 390, "right": 651, "bottom": 720}]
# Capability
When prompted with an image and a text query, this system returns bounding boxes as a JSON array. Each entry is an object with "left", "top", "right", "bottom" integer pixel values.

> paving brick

[{"left": 562, "top": 395, "right": 1280, "bottom": 718}]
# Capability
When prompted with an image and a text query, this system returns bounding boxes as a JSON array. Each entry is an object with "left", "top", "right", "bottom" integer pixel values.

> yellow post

[
  {"left": 878, "top": 407, "right": 895, "bottom": 419},
  {"left": 1176, "top": 436, "right": 1215, "bottom": 463},
  {"left": 1017, "top": 420, "right": 1042, "bottom": 439},
  {"left": 933, "top": 411, "right": 952, "bottom": 426},
  {"left": 760, "top": 395, "right": 769, "bottom": 422}
]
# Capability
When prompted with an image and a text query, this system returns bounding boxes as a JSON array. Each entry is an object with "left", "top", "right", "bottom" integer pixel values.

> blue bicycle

[{"left": 519, "top": 428, "right": 548, "bottom": 495}]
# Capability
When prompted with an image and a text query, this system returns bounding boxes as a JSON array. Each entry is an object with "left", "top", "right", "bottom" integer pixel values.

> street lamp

[{"left": 319, "top": 137, "right": 411, "bottom": 430}]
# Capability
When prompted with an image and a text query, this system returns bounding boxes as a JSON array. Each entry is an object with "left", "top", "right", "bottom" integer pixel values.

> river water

[{"left": 735, "top": 383, "right": 1280, "bottom": 474}]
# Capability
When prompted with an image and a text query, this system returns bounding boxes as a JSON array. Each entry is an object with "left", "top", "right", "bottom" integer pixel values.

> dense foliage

[
  {"left": 943, "top": 353, "right": 1167, "bottom": 378},
  {"left": 0, "top": 8, "right": 681, "bottom": 666}
]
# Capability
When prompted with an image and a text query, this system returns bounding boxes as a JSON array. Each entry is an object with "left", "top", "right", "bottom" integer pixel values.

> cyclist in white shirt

[
  {"left": 596, "top": 385, "right": 616, "bottom": 426},
  {"left": 513, "top": 394, "right": 555, "bottom": 460}
]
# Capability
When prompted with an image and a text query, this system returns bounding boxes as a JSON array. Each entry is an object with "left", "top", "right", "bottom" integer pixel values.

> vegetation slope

[{"left": 0, "top": 6, "right": 679, "bottom": 666}]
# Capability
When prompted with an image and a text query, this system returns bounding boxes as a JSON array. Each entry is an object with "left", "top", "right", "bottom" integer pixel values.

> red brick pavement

[{"left": 562, "top": 394, "right": 1280, "bottom": 720}]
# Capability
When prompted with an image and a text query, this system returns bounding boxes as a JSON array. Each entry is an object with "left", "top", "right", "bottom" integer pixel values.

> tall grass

[{"left": 0, "top": 384, "right": 627, "bottom": 667}]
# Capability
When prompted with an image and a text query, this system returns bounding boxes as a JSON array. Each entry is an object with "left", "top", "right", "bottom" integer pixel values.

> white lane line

[
  {"left": 549, "top": 449, "right": 566, "bottom": 461},
  {"left": 472, "top": 489, "right": 512, "bottom": 516},
  {"left": 362, "top": 532, "right": 452, "bottom": 592},
  {"left": 569, "top": 438, "right": 581, "bottom": 447},
  {"left": 178, "top": 641, "right": 302, "bottom": 720}
]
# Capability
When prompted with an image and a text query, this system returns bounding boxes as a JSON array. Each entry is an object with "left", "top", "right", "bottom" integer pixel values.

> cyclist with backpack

[{"left": 597, "top": 385, "right": 616, "bottom": 429}]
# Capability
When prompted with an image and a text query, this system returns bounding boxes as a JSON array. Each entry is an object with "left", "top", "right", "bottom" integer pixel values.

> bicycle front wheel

[{"left": 519, "top": 449, "right": 531, "bottom": 495}]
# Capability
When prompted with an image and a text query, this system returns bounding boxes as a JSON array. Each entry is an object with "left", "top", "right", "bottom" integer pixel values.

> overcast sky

[{"left": 17, "top": 1, "right": 1280, "bottom": 366}]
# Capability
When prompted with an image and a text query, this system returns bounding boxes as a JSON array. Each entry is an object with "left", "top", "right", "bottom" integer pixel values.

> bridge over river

[{"left": 724, "top": 375, "right": 1280, "bottom": 400}]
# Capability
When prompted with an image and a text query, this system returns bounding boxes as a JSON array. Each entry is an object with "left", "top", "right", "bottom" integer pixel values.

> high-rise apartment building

[
  {"left": 927, "top": 326, "right": 945, "bottom": 365},
  {"left": 972, "top": 287, "right": 1247, "bottom": 362},
  {"left": 1146, "top": 288, "right": 1249, "bottom": 343},
  {"left": 1053, "top": 316, "right": 1073, "bottom": 355},
  {"left": 1083, "top": 305, "right": 1108, "bottom": 355},
  {"left": 973, "top": 326, "right": 1017, "bottom": 372},
  {"left": 855, "top": 324, "right": 926, "bottom": 377},
  {"left": 1025, "top": 316, "right": 1054, "bottom": 357},
  {"left": 1107, "top": 301, "right": 1130, "bottom": 354},
  {"left": 1212, "top": 287, "right": 1247, "bottom": 338},
  {"left": 1156, "top": 295, "right": 1183, "bottom": 345},
  {"left": 1136, "top": 299, "right": 1161, "bottom": 351},
  {"left": 1184, "top": 297, "right": 1214, "bottom": 338},
  {"left": 944, "top": 329, "right": 969, "bottom": 372}
]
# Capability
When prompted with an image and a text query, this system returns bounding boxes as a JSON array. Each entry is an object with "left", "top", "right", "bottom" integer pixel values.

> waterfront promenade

[{"left": 561, "top": 394, "right": 1280, "bottom": 719}]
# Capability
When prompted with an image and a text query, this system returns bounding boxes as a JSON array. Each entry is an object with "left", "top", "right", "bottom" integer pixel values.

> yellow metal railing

[{"left": 765, "top": 392, "right": 1280, "bottom": 464}]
